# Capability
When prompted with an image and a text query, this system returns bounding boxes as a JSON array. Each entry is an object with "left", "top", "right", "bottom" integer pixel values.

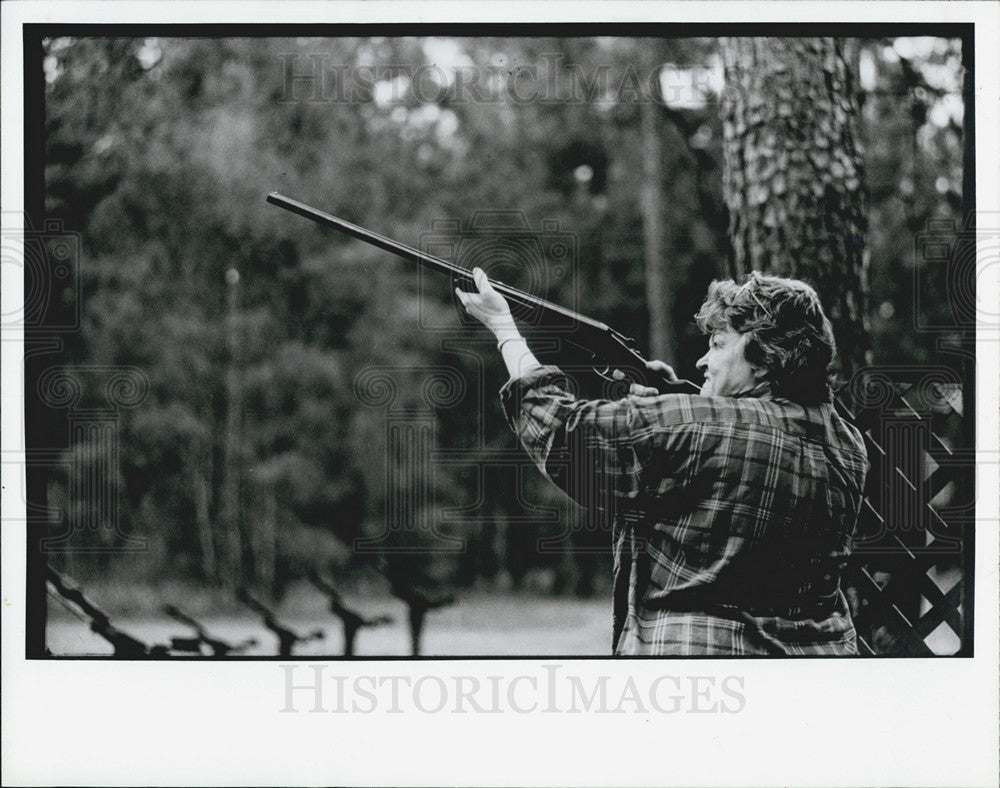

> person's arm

[
  {"left": 455, "top": 267, "right": 681, "bottom": 390},
  {"left": 456, "top": 268, "right": 686, "bottom": 509},
  {"left": 454, "top": 268, "right": 542, "bottom": 381}
]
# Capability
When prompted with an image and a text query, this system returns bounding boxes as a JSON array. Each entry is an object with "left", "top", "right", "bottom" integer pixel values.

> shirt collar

[{"left": 732, "top": 379, "right": 774, "bottom": 400}]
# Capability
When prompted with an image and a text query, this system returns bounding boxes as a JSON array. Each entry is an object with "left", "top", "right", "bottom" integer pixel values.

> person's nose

[{"left": 696, "top": 352, "right": 708, "bottom": 372}]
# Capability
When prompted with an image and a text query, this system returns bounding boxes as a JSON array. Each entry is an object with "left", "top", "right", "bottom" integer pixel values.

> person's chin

[{"left": 700, "top": 380, "right": 712, "bottom": 396}]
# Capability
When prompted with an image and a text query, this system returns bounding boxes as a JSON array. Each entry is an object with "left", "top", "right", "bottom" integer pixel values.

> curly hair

[{"left": 694, "top": 272, "right": 837, "bottom": 405}]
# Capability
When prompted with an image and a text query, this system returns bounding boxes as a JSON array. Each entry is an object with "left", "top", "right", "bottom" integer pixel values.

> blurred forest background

[{"left": 39, "top": 35, "right": 966, "bottom": 641}]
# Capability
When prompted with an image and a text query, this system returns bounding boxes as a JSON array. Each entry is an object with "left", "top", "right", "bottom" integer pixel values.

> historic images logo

[
  {"left": 913, "top": 212, "right": 1000, "bottom": 330},
  {"left": 2, "top": 212, "right": 82, "bottom": 332},
  {"left": 279, "top": 663, "right": 747, "bottom": 715},
  {"left": 278, "top": 52, "right": 723, "bottom": 108},
  {"left": 419, "top": 210, "right": 579, "bottom": 330}
]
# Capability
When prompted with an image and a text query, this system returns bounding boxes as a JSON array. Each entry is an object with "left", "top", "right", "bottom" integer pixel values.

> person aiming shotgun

[
  {"left": 267, "top": 194, "right": 869, "bottom": 656},
  {"left": 457, "top": 269, "right": 869, "bottom": 655}
]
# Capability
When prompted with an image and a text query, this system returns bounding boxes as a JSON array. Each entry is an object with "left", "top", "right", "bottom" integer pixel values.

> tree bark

[
  {"left": 193, "top": 462, "right": 216, "bottom": 580},
  {"left": 256, "top": 482, "right": 277, "bottom": 595},
  {"left": 640, "top": 51, "right": 676, "bottom": 363},
  {"left": 219, "top": 267, "right": 243, "bottom": 589},
  {"left": 721, "top": 37, "right": 871, "bottom": 380}
]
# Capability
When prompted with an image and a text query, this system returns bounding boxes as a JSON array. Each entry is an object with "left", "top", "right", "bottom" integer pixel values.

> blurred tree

[
  {"left": 639, "top": 40, "right": 675, "bottom": 363},
  {"left": 39, "top": 34, "right": 965, "bottom": 603},
  {"left": 855, "top": 37, "right": 964, "bottom": 367},
  {"left": 721, "top": 37, "right": 871, "bottom": 379},
  {"left": 44, "top": 37, "right": 379, "bottom": 591}
]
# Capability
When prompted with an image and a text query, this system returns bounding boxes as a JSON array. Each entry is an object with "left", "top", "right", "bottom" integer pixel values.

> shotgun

[{"left": 267, "top": 192, "right": 699, "bottom": 395}]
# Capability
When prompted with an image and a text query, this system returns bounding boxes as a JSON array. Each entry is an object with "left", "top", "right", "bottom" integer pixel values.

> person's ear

[{"left": 739, "top": 333, "right": 764, "bottom": 369}]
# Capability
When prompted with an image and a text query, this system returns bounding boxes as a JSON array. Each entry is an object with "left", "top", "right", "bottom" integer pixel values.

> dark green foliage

[{"left": 41, "top": 35, "right": 963, "bottom": 594}]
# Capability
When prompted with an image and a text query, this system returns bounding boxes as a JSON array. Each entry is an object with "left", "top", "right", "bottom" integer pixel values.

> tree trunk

[
  {"left": 219, "top": 267, "right": 243, "bottom": 589},
  {"left": 193, "top": 462, "right": 216, "bottom": 580},
  {"left": 721, "top": 37, "right": 871, "bottom": 380},
  {"left": 640, "top": 52, "right": 676, "bottom": 363},
  {"left": 256, "top": 482, "right": 277, "bottom": 595}
]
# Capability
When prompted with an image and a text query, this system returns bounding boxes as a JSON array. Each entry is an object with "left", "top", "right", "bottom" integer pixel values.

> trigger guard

[{"left": 594, "top": 365, "right": 615, "bottom": 382}]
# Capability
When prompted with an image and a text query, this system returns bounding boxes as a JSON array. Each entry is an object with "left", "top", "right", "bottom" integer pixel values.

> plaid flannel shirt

[{"left": 500, "top": 365, "right": 870, "bottom": 656}]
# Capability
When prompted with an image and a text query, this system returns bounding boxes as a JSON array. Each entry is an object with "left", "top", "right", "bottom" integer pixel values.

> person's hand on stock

[{"left": 614, "top": 360, "right": 679, "bottom": 397}]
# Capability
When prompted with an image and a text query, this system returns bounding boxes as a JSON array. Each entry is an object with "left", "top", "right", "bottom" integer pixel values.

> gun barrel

[{"left": 266, "top": 192, "right": 606, "bottom": 330}]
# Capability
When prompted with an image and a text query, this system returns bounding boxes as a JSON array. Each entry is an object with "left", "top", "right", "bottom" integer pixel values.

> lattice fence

[{"left": 837, "top": 370, "right": 971, "bottom": 656}]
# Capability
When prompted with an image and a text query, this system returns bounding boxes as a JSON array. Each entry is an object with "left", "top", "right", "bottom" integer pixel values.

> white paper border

[{"left": 2, "top": 2, "right": 998, "bottom": 786}]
